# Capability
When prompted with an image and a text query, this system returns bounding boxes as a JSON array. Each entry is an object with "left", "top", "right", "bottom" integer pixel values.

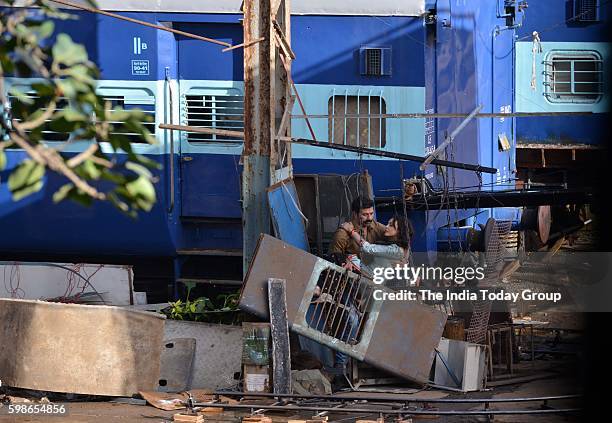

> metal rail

[
  {"left": 291, "top": 111, "right": 595, "bottom": 119},
  {"left": 376, "top": 188, "right": 595, "bottom": 210},
  {"left": 194, "top": 400, "right": 580, "bottom": 416},
  {"left": 213, "top": 391, "right": 581, "bottom": 404},
  {"left": 158, "top": 123, "right": 498, "bottom": 174},
  {"left": 287, "top": 138, "right": 497, "bottom": 174}
]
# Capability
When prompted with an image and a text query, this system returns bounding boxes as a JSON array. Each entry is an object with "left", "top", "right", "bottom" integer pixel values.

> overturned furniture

[
  {"left": 239, "top": 235, "right": 447, "bottom": 384},
  {"left": 0, "top": 298, "right": 165, "bottom": 396}
]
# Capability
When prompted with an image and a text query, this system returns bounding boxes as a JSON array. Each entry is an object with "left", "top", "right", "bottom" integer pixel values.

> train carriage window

[
  {"left": 8, "top": 92, "right": 155, "bottom": 143},
  {"left": 102, "top": 95, "right": 156, "bottom": 143},
  {"left": 544, "top": 51, "right": 603, "bottom": 103},
  {"left": 8, "top": 94, "right": 70, "bottom": 142},
  {"left": 328, "top": 95, "right": 387, "bottom": 148},
  {"left": 185, "top": 94, "right": 244, "bottom": 142}
]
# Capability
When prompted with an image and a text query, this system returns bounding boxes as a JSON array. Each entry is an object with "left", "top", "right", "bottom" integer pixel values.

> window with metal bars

[
  {"left": 8, "top": 93, "right": 155, "bottom": 143},
  {"left": 184, "top": 94, "right": 244, "bottom": 142},
  {"left": 328, "top": 95, "right": 386, "bottom": 148},
  {"left": 574, "top": 0, "right": 599, "bottom": 22},
  {"left": 103, "top": 95, "right": 156, "bottom": 143},
  {"left": 544, "top": 52, "right": 603, "bottom": 103},
  {"left": 306, "top": 267, "right": 374, "bottom": 345}
]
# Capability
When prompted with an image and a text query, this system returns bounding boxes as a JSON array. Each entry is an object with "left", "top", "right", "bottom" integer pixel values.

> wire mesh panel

[{"left": 466, "top": 219, "right": 513, "bottom": 344}]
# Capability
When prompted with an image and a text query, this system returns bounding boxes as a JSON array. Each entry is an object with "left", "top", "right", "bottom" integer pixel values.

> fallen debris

[
  {"left": 291, "top": 370, "right": 332, "bottom": 395},
  {"left": 139, "top": 390, "right": 228, "bottom": 411},
  {"left": 0, "top": 298, "right": 165, "bottom": 397},
  {"left": 239, "top": 235, "right": 447, "bottom": 385},
  {"left": 173, "top": 413, "right": 204, "bottom": 423}
]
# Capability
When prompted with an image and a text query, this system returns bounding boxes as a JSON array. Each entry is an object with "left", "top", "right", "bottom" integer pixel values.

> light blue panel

[
  {"left": 177, "top": 80, "right": 426, "bottom": 160},
  {"left": 267, "top": 180, "right": 310, "bottom": 251},
  {"left": 292, "top": 84, "right": 426, "bottom": 159},
  {"left": 516, "top": 41, "right": 610, "bottom": 113},
  {"left": 4, "top": 78, "right": 166, "bottom": 154},
  {"left": 178, "top": 79, "right": 245, "bottom": 156}
]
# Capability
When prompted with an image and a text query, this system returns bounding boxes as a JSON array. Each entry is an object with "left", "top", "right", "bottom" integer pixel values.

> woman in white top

[{"left": 341, "top": 214, "right": 414, "bottom": 287}]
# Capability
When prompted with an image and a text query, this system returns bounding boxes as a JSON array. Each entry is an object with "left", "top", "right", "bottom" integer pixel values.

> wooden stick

[
  {"left": 278, "top": 54, "right": 317, "bottom": 141},
  {"left": 273, "top": 21, "right": 296, "bottom": 59},
  {"left": 159, "top": 123, "right": 245, "bottom": 139},
  {"left": 222, "top": 37, "right": 266, "bottom": 53}
]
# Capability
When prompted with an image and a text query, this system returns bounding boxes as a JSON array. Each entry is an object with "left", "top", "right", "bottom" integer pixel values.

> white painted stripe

[{"left": 15, "top": 0, "right": 425, "bottom": 16}]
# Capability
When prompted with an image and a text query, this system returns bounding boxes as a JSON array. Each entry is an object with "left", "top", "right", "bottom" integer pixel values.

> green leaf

[
  {"left": 53, "top": 183, "right": 74, "bottom": 203},
  {"left": 125, "top": 161, "right": 153, "bottom": 178},
  {"left": 57, "top": 108, "right": 88, "bottom": 122},
  {"left": 8, "top": 160, "right": 46, "bottom": 201},
  {"left": 52, "top": 34, "right": 88, "bottom": 67},
  {"left": 35, "top": 21, "right": 55, "bottom": 40},
  {"left": 80, "top": 160, "right": 101, "bottom": 180},
  {"left": 8, "top": 87, "right": 34, "bottom": 105},
  {"left": 125, "top": 176, "right": 156, "bottom": 205}
]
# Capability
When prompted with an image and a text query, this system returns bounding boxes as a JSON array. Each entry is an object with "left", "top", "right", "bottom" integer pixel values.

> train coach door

[{"left": 175, "top": 22, "right": 244, "bottom": 218}]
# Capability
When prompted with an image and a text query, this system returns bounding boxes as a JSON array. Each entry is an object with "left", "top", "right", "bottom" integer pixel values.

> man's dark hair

[{"left": 351, "top": 196, "right": 375, "bottom": 214}]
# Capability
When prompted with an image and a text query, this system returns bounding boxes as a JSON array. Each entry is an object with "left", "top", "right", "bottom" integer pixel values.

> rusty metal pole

[{"left": 243, "top": 0, "right": 293, "bottom": 272}]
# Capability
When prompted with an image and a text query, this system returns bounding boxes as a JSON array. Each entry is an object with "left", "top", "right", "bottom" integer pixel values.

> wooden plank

[
  {"left": 267, "top": 278, "right": 292, "bottom": 394},
  {"left": 173, "top": 413, "right": 204, "bottom": 423}
]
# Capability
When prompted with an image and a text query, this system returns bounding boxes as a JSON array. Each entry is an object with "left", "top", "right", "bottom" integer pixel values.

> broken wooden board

[
  {"left": 242, "top": 416, "right": 272, "bottom": 423},
  {"left": 159, "top": 338, "right": 196, "bottom": 392},
  {"left": 173, "top": 413, "right": 204, "bottom": 423}
]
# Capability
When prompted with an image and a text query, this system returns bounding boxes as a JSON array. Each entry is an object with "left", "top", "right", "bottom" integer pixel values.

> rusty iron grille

[
  {"left": 185, "top": 94, "right": 244, "bottom": 142},
  {"left": 306, "top": 267, "right": 374, "bottom": 345},
  {"left": 328, "top": 93, "right": 386, "bottom": 148}
]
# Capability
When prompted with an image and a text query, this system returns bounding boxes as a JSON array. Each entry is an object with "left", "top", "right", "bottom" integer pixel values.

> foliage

[
  {"left": 0, "top": 0, "right": 158, "bottom": 216},
  {"left": 163, "top": 283, "right": 242, "bottom": 325}
]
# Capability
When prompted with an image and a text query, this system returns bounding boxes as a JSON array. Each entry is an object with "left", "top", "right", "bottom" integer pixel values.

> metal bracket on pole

[{"left": 419, "top": 104, "right": 483, "bottom": 171}]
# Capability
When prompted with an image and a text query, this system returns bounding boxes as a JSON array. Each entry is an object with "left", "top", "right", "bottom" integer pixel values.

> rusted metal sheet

[
  {"left": 0, "top": 299, "right": 165, "bottom": 396},
  {"left": 239, "top": 235, "right": 447, "bottom": 384}
]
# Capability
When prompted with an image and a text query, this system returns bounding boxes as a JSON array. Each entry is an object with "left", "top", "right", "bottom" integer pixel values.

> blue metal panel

[
  {"left": 176, "top": 22, "right": 244, "bottom": 81},
  {"left": 516, "top": 115, "right": 607, "bottom": 145},
  {"left": 516, "top": 0, "right": 611, "bottom": 42},
  {"left": 291, "top": 16, "right": 425, "bottom": 86},
  {"left": 0, "top": 152, "right": 176, "bottom": 257},
  {"left": 267, "top": 180, "right": 310, "bottom": 251},
  {"left": 180, "top": 153, "right": 242, "bottom": 218}
]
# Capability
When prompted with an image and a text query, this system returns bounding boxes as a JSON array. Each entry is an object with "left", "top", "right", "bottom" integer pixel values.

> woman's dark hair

[{"left": 390, "top": 214, "right": 414, "bottom": 249}]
